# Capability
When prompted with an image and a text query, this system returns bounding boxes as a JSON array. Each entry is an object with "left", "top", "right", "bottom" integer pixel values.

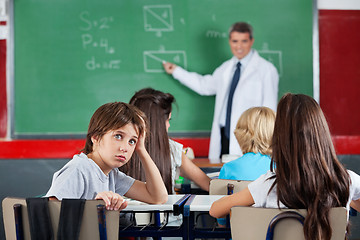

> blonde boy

[{"left": 219, "top": 107, "right": 275, "bottom": 181}]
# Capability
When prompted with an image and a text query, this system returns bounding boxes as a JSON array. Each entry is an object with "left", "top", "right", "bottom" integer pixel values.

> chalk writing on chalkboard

[
  {"left": 79, "top": 11, "right": 121, "bottom": 71},
  {"left": 206, "top": 30, "right": 228, "bottom": 39},
  {"left": 143, "top": 5, "right": 173, "bottom": 37}
]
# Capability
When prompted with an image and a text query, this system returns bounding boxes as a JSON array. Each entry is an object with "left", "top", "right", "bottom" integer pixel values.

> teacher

[{"left": 163, "top": 22, "right": 279, "bottom": 163}]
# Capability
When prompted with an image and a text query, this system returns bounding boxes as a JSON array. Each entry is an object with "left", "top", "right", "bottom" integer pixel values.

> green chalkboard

[{"left": 13, "top": 0, "right": 313, "bottom": 137}]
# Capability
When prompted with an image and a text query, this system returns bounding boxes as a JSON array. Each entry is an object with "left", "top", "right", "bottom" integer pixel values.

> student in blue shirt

[
  {"left": 216, "top": 106, "right": 275, "bottom": 226},
  {"left": 218, "top": 106, "right": 275, "bottom": 181}
]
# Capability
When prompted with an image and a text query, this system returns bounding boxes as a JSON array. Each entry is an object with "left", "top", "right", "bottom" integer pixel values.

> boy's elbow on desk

[
  {"left": 160, "top": 195, "right": 169, "bottom": 204},
  {"left": 151, "top": 193, "right": 168, "bottom": 205},
  {"left": 146, "top": 187, "right": 168, "bottom": 204},
  {"left": 150, "top": 183, "right": 168, "bottom": 204}
]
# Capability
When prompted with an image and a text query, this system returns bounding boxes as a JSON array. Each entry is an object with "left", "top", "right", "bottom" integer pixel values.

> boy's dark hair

[{"left": 83, "top": 102, "right": 147, "bottom": 154}]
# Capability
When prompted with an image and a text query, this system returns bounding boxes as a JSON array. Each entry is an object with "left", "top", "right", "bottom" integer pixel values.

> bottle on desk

[{"left": 227, "top": 183, "right": 234, "bottom": 195}]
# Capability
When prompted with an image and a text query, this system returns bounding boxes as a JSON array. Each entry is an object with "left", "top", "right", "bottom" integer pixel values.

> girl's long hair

[
  {"left": 270, "top": 93, "right": 349, "bottom": 240},
  {"left": 119, "top": 88, "right": 174, "bottom": 193}
]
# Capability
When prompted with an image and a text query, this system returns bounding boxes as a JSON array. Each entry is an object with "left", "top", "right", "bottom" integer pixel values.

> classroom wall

[
  {"left": 319, "top": 9, "right": 360, "bottom": 136},
  {"left": 0, "top": 0, "right": 360, "bottom": 156},
  {"left": 0, "top": 0, "right": 7, "bottom": 139},
  {"left": 317, "top": 0, "right": 360, "bottom": 148},
  {"left": 318, "top": 0, "right": 360, "bottom": 138},
  {"left": 0, "top": 23, "right": 7, "bottom": 139},
  {"left": 0, "top": 2, "right": 360, "bottom": 239}
]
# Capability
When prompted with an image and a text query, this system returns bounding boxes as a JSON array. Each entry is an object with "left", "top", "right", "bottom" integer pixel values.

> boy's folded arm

[{"left": 125, "top": 180, "right": 167, "bottom": 204}]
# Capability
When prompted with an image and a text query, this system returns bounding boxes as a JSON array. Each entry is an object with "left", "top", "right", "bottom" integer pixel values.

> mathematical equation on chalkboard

[{"left": 79, "top": 11, "right": 121, "bottom": 71}]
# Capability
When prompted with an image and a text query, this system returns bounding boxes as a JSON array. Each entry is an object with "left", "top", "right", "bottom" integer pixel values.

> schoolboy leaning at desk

[{"left": 45, "top": 102, "right": 168, "bottom": 210}]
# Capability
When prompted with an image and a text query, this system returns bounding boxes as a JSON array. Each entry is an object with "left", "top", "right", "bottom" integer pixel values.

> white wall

[{"left": 318, "top": 0, "right": 360, "bottom": 10}]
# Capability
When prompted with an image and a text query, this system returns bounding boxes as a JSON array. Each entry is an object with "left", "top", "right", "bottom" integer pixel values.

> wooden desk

[{"left": 192, "top": 158, "right": 223, "bottom": 168}]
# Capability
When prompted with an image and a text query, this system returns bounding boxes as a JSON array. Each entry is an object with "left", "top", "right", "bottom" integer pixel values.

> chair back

[
  {"left": 209, "top": 178, "right": 251, "bottom": 195},
  {"left": 230, "top": 206, "right": 347, "bottom": 240},
  {"left": 2, "top": 197, "right": 120, "bottom": 240}
]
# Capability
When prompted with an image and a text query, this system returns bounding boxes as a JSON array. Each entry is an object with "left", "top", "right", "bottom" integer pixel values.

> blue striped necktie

[{"left": 225, "top": 62, "right": 241, "bottom": 138}]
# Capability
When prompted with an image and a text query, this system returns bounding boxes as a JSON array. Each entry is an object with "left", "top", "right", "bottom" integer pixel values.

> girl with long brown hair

[
  {"left": 120, "top": 88, "right": 210, "bottom": 194},
  {"left": 210, "top": 93, "right": 360, "bottom": 240}
]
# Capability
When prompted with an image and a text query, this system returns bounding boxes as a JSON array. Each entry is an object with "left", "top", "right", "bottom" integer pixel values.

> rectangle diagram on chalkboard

[
  {"left": 258, "top": 50, "right": 283, "bottom": 77},
  {"left": 143, "top": 50, "right": 187, "bottom": 73},
  {"left": 143, "top": 5, "right": 173, "bottom": 37}
]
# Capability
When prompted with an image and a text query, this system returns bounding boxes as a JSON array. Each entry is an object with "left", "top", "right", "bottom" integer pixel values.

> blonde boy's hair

[{"left": 234, "top": 107, "right": 275, "bottom": 155}]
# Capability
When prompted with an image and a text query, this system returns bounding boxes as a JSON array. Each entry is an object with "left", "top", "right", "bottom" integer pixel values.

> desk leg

[
  {"left": 182, "top": 212, "right": 189, "bottom": 240},
  {"left": 188, "top": 212, "right": 196, "bottom": 240},
  {"left": 154, "top": 210, "right": 161, "bottom": 240},
  {"left": 183, "top": 194, "right": 195, "bottom": 240}
]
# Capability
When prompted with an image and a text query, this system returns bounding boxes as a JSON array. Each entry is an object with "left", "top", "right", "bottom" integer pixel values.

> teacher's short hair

[{"left": 229, "top": 22, "right": 253, "bottom": 39}]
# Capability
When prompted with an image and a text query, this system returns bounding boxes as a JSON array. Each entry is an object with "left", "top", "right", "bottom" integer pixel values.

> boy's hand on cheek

[
  {"left": 95, "top": 191, "right": 127, "bottom": 211},
  {"left": 135, "top": 132, "right": 146, "bottom": 152}
]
